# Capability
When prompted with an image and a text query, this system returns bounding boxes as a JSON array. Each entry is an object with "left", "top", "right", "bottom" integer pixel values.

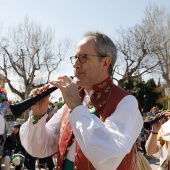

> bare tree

[
  {"left": 142, "top": 4, "right": 170, "bottom": 108},
  {"left": 114, "top": 4, "right": 170, "bottom": 108},
  {"left": 115, "top": 24, "right": 160, "bottom": 83},
  {"left": 0, "top": 17, "right": 72, "bottom": 101}
]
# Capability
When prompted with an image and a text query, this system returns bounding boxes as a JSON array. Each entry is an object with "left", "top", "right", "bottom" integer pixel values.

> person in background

[
  {"left": 3, "top": 122, "right": 36, "bottom": 170},
  {"left": 46, "top": 105, "right": 53, "bottom": 122},
  {"left": 2, "top": 139, "right": 12, "bottom": 170},
  {"left": 149, "top": 106, "right": 160, "bottom": 117},
  {"left": 38, "top": 156, "right": 55, "bottom": 170},
  {"left": 0, "top": 107, "right": 8, "bottom": 170},
  {"left": 20, "top": 31, "right": 143, "bottom": 170},
  {"left": 52, "top": 102, "right": 58, "bottom": 114},
  {"left": 138, "top": 133, "right": 147, "bottom": 157},
  {"left": 146, "top": 112, "right": 170, "bottom": 170}
]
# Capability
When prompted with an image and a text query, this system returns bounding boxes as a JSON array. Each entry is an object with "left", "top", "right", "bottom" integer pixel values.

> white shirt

[
  {"left": 20, "top": 93, "right": 143, "bottom": 170},
  {"left": 0, "top": 113, "right": 5, "bottom": 135}
]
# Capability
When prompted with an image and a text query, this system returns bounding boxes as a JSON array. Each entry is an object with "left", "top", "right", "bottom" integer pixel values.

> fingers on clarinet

[{"left": 49, "top": 80, "right": 60, "bottom": 87}]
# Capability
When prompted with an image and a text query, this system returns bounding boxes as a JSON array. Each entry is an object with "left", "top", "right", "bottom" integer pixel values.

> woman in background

[{"left": 146, "top": 112, "right": 170, "bottom": 170}]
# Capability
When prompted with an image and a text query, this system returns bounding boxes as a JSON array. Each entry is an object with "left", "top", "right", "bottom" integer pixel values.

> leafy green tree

[
  {"left": 123, "top": 79, "right": 146, "bottom": 112},
  {"left": 144, "top": 78, "right": 162, "bottom": 111},
  {"left": 122, "top": 78, "right": 163, "bottom": 113}
]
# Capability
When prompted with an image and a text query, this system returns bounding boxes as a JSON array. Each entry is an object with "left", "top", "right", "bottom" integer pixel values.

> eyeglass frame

[{"left": 70, "top": 53, "right": 101, "bottom": 65}]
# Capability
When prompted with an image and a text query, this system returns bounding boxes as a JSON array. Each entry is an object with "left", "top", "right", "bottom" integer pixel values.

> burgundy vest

[{"left": 56, "top": 77, "right": 136, "bottom": 170}]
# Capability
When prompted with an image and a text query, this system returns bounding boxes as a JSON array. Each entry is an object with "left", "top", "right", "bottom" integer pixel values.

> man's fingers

[{"left": 29, "top": 84, "right": 50, "bottom": 97}]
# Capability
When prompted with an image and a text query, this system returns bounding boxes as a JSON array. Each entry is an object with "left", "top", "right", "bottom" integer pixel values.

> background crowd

[
  {"left": 0, "top": 86, "right": 56, "bottom": 170},
  {"left": 137, "top": 105, "right": 164, "bottom": 158}
]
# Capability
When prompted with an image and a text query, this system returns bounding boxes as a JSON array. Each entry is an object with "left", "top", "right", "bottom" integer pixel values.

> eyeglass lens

[{"left": 70, "top": 54, "right": 87, "bottom": 65}]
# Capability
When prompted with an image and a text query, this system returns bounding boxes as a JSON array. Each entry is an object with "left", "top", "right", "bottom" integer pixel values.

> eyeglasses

[{"left": 70, "top": 54, "right": 99, "bottom": 65}]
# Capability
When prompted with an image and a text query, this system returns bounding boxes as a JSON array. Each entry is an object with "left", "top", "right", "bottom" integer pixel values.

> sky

[{"left": 0, "top": 0, "right": 170, "bottom": 101}]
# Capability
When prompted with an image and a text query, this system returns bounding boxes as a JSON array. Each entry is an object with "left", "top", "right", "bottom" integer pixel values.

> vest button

[
  {"left": 66, "top": 140, "right": 68, "bottom": 142},
  {"left": 74, "top": 166, "right": 77, "bottom": 169},
  {"left": 57, "top": 166, "right": 60, "bottom": 169},
  {"left": 75, "top": 152, "right": 77, "bottom": 156}
]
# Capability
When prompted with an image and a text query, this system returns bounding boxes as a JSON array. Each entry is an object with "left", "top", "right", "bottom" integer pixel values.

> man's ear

[{"left": 102, "top": 57, "right": 111, "bottom": 71}]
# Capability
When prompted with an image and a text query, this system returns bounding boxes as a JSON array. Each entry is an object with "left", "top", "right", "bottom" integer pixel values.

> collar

[
  {"left": 84, "top": 89, "right": 94, "bottom": 97},
  {"left": 79, "top": 77, "right": 113, "bottom": 104}
]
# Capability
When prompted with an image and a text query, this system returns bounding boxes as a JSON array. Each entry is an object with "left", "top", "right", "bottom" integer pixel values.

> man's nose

[{"left": 73, "top": 59, "right": 81, "bottom": 68}]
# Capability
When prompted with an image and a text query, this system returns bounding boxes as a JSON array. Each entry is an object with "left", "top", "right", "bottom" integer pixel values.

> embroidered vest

[{"left": 56, "top": 77, "right": 136, "bottom": 170}]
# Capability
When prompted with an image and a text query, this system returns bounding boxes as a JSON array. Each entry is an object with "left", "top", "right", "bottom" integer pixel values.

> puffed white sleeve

[
  {"left": 69, "top": 95, "right": 143, "bottom": 170},
  {"left": 20, "top": 107, "right": 64, "bottom": 158}
]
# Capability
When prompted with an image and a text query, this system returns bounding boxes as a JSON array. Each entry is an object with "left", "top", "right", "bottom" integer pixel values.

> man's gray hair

[{"left": 83, "top": 31, "right": 117, "bottom": 77}]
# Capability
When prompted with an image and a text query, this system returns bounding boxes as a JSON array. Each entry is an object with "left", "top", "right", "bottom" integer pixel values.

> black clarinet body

[{"left": 10, "top": 86, "right": 57, "bottom": 118}]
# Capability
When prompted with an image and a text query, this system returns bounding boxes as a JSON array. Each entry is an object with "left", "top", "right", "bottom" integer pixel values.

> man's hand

[
  {"left": 30, "top": 84, "right": 50, "bottom": 116},
  {"left": 49, "top": 75, "right": 82, "bottom": 111}
]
